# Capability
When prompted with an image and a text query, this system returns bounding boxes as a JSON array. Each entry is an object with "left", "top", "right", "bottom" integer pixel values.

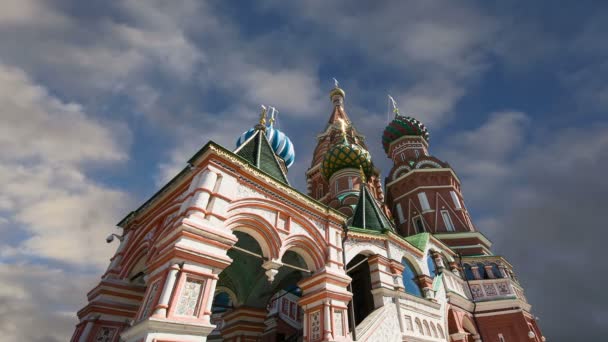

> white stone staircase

[{"left": 350, "top": 304, "right": 401, "bottom": 342}]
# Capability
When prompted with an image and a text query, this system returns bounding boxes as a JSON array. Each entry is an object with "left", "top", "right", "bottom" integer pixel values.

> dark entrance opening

[{"left": 346, "top": 254, "right": 375, "bottom": 327}]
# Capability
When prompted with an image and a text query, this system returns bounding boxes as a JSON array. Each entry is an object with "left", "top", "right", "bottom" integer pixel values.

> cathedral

[{"left": 72, "top": 84, "right": 545, "bottom": 342}]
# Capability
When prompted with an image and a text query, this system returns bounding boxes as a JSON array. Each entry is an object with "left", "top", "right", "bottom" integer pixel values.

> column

[
  {"left": 298, "top": 268, "right": 352, "bottom": 341},
  {"left": 78, "top": 319, "right": 95, "bottom": 342},
  {"left": 416, "top": 275, "right": 435, "bottom": 300},
  {"left": 431, "top": 251, "right": 446, "bottom": 272},
  {"left": 449, "top": 261, "right": 461, "bottom": 277},
  {"left": 484, "top": 265, "right": 495, "bottom": 279},
  {"left": 152, "top": 263, "right": 180, "bottom": 317},
  {"left": 471, "top": 266, "right": 482, "bottom": 280}
]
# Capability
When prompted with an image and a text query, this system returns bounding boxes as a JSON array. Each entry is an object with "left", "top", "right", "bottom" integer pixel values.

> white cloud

[
  {"left": 0, "top": 262, "right": 95, "bottom": 341},
  {"left": 0, "top": 63, "right": 131, "bottom": 267}
]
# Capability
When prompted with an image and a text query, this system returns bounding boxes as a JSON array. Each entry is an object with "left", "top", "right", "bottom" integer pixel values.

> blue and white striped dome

[{"left": 236, "top": 125, "right": 295, "bottom": 168}]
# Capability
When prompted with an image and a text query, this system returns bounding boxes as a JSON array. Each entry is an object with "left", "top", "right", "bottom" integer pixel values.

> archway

[
  {"left": 212, "top": 231, "right": 313, "bottom": 341},
  {"left": 346, "top": 254, "right": 375, "bottom": 327},
  {"left": 462, "top": 315, "right": 479, "bottom": 342}
]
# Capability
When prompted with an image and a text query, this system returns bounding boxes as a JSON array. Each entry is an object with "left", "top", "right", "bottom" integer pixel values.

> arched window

[
  {"left": 415, "top": 318, "right": 423, "bottom": 335},
  {"left": 430, "top": 322, "right": 438, "bottom": 337},
  {"left": 464, "top": 263, "right": 475, "bottom": 280},
  {"left": 211, "top": 292, "right": 232, "bottom": 313},
  {"left": 437, "top": 324, "right": 445, "bottom": 338},
  {"left": 477, "top": 263, "right": 487, "bottom": 279},
  {"left": 491, "top": 263, "right": 502, "bottom": 278},
  {"left": 426, "top": 252, "right": 437, "bottom": 278},
  {"left": 402, "top": 258, "right": 423, "bottom": 297},
  {"left": 423, "top": 320, "right": 431, "bottom": 336}
]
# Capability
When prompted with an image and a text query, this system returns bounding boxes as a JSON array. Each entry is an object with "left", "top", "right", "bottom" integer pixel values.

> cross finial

[
  {"left": 268, "top": 106, "right": 278, "bottom": 126},
  {"left": 333, "top": 77, "right": 339, "bottom": 88},
  {"left": 259, "top": 105, "right": 267, "bottom": 126},
  {"left": 388, "top": 95, "right": 399, "bottom": 116}
]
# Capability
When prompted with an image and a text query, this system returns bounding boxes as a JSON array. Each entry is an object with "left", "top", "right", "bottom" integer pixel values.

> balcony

[{"left": 442, "top": 270, "right": 527, "bottom": 304}]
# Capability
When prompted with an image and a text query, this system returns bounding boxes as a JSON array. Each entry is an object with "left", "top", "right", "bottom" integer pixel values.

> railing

[
  {"left": 468, "top": 278, "right": 525, "bottom": 302},
  {"left": 442, "top": 270, "right": 472, "bottom": 300},
  {"left": 267, "top": 291, "right": 303, "bottom": 330}
]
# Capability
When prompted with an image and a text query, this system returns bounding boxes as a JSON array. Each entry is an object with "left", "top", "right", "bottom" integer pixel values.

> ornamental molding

[
  {"left": 208, "top": 145, "right": 345, "bottom": 222},
  {"left": 415, "top": 160, "right": 442, "bottom": 169}
]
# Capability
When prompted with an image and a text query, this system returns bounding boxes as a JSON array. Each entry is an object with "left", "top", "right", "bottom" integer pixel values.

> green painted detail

[
  {"left": 405, "top": 232, "right": 430, "bottom": 252},
  {"left": 337, "top": 191, "right": 358, "bottom": 202},
  {"left": 350, "top": 185, "right": 394, "bottom": 232},
  {"left": 432, "top": 273, "right": 443, "bottom": 291},
  {"left": 347, "top": 226, "right": 385, "bottom": 236},
  {"left": 321, "top": 141, "right": 372, "bottom": 180},
  {"left": 236, "top": 130, "right": 289, "bottom": 185}
]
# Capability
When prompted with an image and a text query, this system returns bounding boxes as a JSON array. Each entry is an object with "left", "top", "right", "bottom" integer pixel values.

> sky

[{"left": 0, "top": 0, "right": 606, "bottom": 341}]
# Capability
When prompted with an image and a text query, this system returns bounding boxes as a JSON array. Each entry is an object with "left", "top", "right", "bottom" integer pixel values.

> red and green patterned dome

[
  {"left": 321, "top": 141, "right": 372, "bottom": 180},
  {"left": 382, "top": 115, "right": 429, "bottom": 153}
]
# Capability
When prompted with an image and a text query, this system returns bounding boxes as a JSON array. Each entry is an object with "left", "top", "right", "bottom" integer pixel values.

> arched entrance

[
  {"left": 210, "top": 231, "right": 312, "bottom": 341},
  {"left": 346, "top": 254, "right": 375, "bottom": 327}
]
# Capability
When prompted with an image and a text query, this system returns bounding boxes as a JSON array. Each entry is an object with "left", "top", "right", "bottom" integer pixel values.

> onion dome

[
  {"left": 321, "top": 139, "right": 372, "bottom": 180},
  {"left": 236, "top": 110, "right": 295, "bottom": 168},
  {"left": 382, "top": 114, "right": 430, "bottom": 154}
]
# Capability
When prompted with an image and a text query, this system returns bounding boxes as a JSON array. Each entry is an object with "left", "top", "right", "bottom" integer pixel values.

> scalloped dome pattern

[
  {"left": 321, "top": 142, "right": 372, "bottom": 180},
  {"left": 382, "top": 115, "right": 429, "bottom": 153},
  {"left": 236, "top": 126, "right": 295, "bottom": 168}
]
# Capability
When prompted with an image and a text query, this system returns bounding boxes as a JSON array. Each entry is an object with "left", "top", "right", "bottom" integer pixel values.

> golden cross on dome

[
  {"left": 268, "top": 106, "right": 277, "bottom": 126},
  {"left": 388, "top": 95, "right": 399, "bottom": 115},
  {"left": 333, "top": 77, "right": 339, "bottom": 88},
  {"left": 259, "top": 105, "right": 267, "bottom": 126}
]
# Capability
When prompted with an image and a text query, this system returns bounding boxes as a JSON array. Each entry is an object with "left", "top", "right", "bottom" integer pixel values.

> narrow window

[
  {"left": 400, "top": 153, "right": 405, "bottom": 161},
  {"left": 498, "top": 333, "right": 506, "bottom": 342},
  {"left": 413, "top": 216, "right": 425, "bottom": 233},
  {"left": 316, "top": 185, "right": 323, "bottom": 199},
  {"left": 415, "top": 150, "right": 420, "bottom": 158},
  {"left": 335, "top": 181, "right": 339, "bottom": 194},
  {"left": 402, "top": 259, "right": 423, "bottom": 297},
  {"left": 450, "top": 191, "right": 462, "bottom": 209},
  {"left": 348, "top": 177, "right": 353, "bottom": 190},
  {"left": 418, "top": 192, "right": 431, "bottom": 211},
  {"left": 441, "top": 210, "right": 455, "bottom": 231},
  {"left": 396, "top": 203, "right": 405, "bottom": 224}
]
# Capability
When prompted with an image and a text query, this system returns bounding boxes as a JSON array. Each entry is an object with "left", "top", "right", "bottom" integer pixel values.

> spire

[
  {"left": 235, "top": 128, "right": 289, "bottom": 185},
  {"left": 388, "top": 95, "right": 399, "bottom": 117},
  {"left": 326, "top": 79, "right": 350, "bottom": 128},
  {"left": 350, "top": 183, "right": 394, "bottom": 232}
]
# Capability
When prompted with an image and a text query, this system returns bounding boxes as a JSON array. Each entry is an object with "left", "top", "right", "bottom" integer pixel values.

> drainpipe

[
  {"left": 457, "top": 253, "right": 483, "bottom": 341},
  {"left": 342, "top": 224, "right": 358, "bottom": 341}
]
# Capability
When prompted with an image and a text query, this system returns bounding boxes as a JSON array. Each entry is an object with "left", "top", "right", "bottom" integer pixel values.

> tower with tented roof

[{"left": 306, "top": 83, "right": 389, "bottom": 218}]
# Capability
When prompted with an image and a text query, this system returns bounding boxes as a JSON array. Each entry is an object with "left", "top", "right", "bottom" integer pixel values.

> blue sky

[{"left": 0, "top": 1, "right": 606, "bottom": 341}]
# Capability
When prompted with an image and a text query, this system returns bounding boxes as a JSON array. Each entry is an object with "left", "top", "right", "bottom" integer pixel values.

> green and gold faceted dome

[{"left": 321, "top": 141, "right": 373, "bottom": 180}]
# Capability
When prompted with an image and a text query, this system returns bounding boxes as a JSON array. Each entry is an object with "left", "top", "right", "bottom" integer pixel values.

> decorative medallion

[
  {"left": 140, "top": 281, "right": 159, "bottom": 320},
  {"left": 334, "top": 310, "right": 344, "bottom": 336},
  {"left": 95, "top": 327, "right": 116, "bottom": 342},
  {"left": 310, "top": 310, "right": 321, "bottom": 340},
  {"left": 175, "top": 278, "right": 205, "bottom": 316}
]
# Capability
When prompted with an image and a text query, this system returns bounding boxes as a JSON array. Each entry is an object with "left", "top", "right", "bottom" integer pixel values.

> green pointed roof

[
  {"left": 235, "top": 128, "right": 289, "bottom": 185},
  {"left": 350, "top": 185, "right": 394, "bottom": 232},
  {"left": 405, "top": 232, "right": 430, "bottom": 252}
]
